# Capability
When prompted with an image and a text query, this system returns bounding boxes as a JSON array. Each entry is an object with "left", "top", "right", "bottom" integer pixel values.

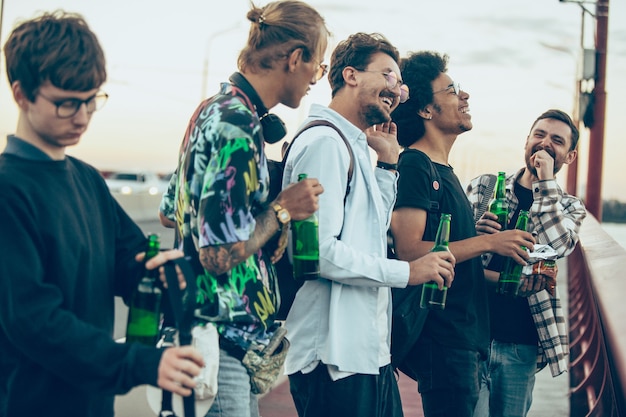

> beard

[
  {"left": 361, "top": 103, "right": 390, "bottom": 127},
  {"left": 458, "top": 122, "right": 472, "bottom": 133},
  {"left": 525, "top": 148, "right": 561, "bottom": 176}
]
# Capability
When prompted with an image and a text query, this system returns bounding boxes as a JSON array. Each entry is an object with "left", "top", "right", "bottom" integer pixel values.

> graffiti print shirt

[{"left": 173, "top": 81, "right": 278, "bottom": 350}]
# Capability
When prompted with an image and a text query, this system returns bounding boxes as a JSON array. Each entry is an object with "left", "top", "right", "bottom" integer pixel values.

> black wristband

[{"left": 376, "top": 161, "right": 398, "bottom": 171}]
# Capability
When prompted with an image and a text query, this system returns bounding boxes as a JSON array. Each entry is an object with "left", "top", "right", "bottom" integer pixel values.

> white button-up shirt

[{"left": 283, "top": 104, "right": 410, "bottom": 377}]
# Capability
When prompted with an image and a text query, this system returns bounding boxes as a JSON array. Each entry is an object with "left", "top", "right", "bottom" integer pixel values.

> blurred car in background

[{"left": 105, "top": 171, "right": 169, "bottom": 196}]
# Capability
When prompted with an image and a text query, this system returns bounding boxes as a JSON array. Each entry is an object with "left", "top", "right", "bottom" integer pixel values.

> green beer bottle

[
  {"left": 126, "top": 233, "right": 162, "bottom": 345},
  {"left": 420, "top": 213, "right": 451, "bottom": 310},
  {"left": 488, "top": 172, "right": 509, "bottom": 231},
  {"left": 292, "top": 173, "right": 320, "bottom": 281},
  {"left": 497, "top": 210, "right": 530, "bottom": 296}
]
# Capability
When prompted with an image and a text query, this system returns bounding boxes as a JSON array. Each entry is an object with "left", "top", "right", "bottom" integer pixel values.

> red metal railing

[{"left": 567, "top": 215, "right": 626, "bottom": 416}]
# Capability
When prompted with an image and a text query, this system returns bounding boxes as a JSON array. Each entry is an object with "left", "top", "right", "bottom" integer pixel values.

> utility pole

[
  {"left": 559, "top": 0, "right": 610, "bottom": 221},
  {"left": 586, "top": 0, "right": 609, "bottom": 221}
]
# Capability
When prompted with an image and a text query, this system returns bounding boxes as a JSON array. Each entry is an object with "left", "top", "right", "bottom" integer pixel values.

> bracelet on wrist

[{"left": 376, "top": 161, "right": 398, "bottom": 171}]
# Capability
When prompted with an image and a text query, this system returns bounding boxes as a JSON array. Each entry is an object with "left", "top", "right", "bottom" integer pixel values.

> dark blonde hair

[
  {"left": 238, "top": 0, "right": 329, "bottom": 72},
  {"left": 3, "top": 10, "right": 106, "bottom": 102}
]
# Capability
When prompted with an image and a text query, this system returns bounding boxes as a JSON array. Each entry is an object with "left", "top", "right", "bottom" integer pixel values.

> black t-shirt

[
  {"left": 395, "top": 149, "right": 489, "bottom": 355},
  {"left": 487, "top": 181, "right": 538, "bottom": 345}
]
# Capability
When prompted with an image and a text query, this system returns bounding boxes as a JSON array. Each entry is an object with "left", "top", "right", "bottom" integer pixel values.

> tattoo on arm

[{"left": 199, "top": 208, "right": 280, "bottom": 276}]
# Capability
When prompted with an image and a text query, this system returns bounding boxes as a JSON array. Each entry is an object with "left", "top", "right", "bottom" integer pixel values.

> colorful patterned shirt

[{"left": 169, "top": 81, "right": 277, "bottom": 349}]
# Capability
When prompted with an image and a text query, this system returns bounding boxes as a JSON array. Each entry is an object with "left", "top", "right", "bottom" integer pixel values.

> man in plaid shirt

[{"left": 466, "top": 109, "right": 587, "bottom": 417}]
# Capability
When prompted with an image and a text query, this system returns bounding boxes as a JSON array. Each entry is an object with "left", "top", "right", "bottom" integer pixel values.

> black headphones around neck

[{"left": 229, "top": 72, "right": 287, "bottom": 144}]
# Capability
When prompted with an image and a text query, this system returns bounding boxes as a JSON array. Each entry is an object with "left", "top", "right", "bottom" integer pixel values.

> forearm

[
  {"left": 531, "top": 182, "right": 586, "bottom": 257},
  {"left": 484, "top": 268, "right": 499, "bottom": 284},
  {"left": 395, "top": 236, "right": 491, "bottom": 264},
  {"left": 320, "top": 238, "right": 409, "bottom": 287},
  {"left": 447, "top": 234, "right": 496, "bottom": 263},
  {"left": 199, "top": 207, "right": 279, "bottom": 276},
  {"left": 394, "top": 239, "right": 434, "bottom": 262}
]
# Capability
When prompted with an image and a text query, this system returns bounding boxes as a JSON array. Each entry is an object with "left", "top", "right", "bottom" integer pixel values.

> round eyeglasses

[
  {"left": 38, "top": 91, "right": 109, "bottom": 119},
  {"left": 433, "top": 82, "right": 461, "bottom": 96},
  {"left": 356, "top": 69, "right": 409, "bottom": 103}
]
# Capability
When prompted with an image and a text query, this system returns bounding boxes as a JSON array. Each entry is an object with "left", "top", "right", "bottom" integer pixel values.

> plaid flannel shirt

[{"left": 466, "top": 168, "right": 587, "bottom": 376}]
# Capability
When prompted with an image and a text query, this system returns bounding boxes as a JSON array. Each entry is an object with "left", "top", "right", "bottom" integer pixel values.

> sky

[{"left": 0, "top": 0, "right": 625, "bottom": 200}]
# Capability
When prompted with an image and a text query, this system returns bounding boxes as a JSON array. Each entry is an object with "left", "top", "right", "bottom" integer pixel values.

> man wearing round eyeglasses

[
  {"left": 283, "top": 34, "right": 455, "bottom": 417},
  {"left": 0, "top": 11, "right": 205, "bottom": 417},
  {"left": 389, "top": 51, "right": 535, "bottom": 417}
]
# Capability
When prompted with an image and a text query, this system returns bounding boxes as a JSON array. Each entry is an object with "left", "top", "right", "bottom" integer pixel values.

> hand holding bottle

[
  {"left": 475, "top": 211, "right": 505, "bottom": 235},
  {"left": 407, "top": 251, "right": 455, "bottom": 287},
  {"left": 276, "top": 178, "right": 323, "bottom": 221},
  {"left": 292, "top": 174, "right": 320, "bottom": 281},
  {"left": 488, "top": 230, "right": 535, "bottom": 266},
  {"left": 497, "top": 210, "right": 531, "bottom": 296},
  {"left": 127, "top": 234, "right": 163, "bottom": 346},
  {"left": 420, "top": 213, "right": 453, "bottom": 309},
  {"left": 137, "top": 248, "right": 186, "bottom": 290}
]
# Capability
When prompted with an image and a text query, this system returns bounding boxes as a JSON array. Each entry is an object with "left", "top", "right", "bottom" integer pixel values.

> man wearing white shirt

[{"left": 282, "top": 32, "right": 456, "bottom": 417}]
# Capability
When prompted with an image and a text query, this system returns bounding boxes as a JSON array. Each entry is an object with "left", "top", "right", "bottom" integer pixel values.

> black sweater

[{"left": 0, "top": 152, "right": 163, "bottom": 417}]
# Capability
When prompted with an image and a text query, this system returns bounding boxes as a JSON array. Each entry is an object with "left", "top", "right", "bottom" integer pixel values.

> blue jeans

[
  {"left": 403, "top": 337, "right": 481, "bottom": 417},
  {"left": 474, "top": 340, "right": 537, "bottom": 417},
  {"left": 205, "top": 348, "right": 259, "bottom": 417}
]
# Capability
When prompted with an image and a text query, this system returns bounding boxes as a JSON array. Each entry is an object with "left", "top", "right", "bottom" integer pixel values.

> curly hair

[
  {"left": 238, "top": 0, "right": 330, "bottom": 72},
  {"left": 328, "top": 32, "right": 400, "bottom": 98},
  {"left": 3, "top": 10, "right": 107, "bottom": 102},
  {"left": 392, "top": 51, "right": 448, "bottom": 148}
]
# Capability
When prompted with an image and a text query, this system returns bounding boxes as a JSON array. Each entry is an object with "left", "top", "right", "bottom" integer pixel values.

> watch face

[
  {"left": 278, "top": 210, "right": 290, "bottom": 223},
  {"left": 272, "top": 204, "right": 290, "bottom": 224}
]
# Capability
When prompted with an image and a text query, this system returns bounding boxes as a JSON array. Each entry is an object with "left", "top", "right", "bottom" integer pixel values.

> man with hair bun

[{"left": 162, "top": 1, "right": 330, "bottom": 416}]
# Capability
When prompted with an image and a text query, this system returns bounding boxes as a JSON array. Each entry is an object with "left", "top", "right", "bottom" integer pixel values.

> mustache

[
  {"left": 380, "top": 90, "right": 397, "bottom": 100},
  {"left": 532, "top": 148, "right": 555, "bottom": 159}
]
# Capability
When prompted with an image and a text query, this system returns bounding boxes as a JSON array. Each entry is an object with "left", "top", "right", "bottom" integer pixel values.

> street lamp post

[
  {"left": 559, "top": 0, "right": 610, "bottom": 221},
  {"left": 200, "top": 22, "right": 241, "bottom": 101},
  {"left": 586, "top": 0, "right": 609, "bottom": 221}
]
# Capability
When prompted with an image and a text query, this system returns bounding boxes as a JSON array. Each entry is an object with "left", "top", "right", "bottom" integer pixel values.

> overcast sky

[{"left": 1, "top": 0, "right": 624, "bottom": 199}]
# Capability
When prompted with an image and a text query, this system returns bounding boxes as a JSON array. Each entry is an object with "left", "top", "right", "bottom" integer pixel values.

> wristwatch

[
  {"left": 271, "top": 203, "right": 291, "bottom": 254},
  {"left": 376, "top": 161, "right": 398, "bottom": 171},
  {"left": 271, "top": 203, "right": 291, "bottom": 229}
]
